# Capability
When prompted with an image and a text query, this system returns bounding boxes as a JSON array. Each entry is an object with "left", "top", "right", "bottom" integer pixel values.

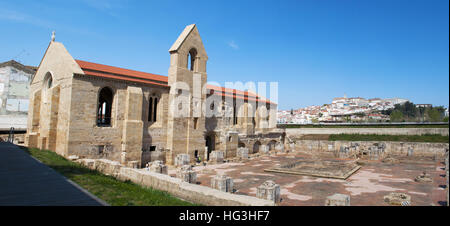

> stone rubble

[
  {"left": 414, "top": 171, "right": 433, "bottom": 183},
  {"left": 383, "top": 192, "right": 411, "bottom": 206},
  {"left": 325, "top": 193, "right": 350, "bottom": 206}
]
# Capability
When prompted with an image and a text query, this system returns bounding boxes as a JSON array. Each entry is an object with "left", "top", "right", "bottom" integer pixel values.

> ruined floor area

[{"left": 173, "top": 153, "right": 447, "bottom": 206}]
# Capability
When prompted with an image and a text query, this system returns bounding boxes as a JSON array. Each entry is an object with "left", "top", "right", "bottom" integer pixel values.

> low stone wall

[
  {"left": 77, "top": 159, "right": 274, "bottom": 206},
  {"left": 0, "top": 133, "right": 25, "bottom": 144},
  {"left": 292, "top": 140, "right": 449, "bottom": 157},
  {"left": 286, "top": 128, "right": 449, "bottom": 136}
]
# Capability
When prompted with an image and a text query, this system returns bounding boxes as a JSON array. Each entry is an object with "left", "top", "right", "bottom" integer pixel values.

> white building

[{"left": 0, "top": 60, "right": 36, "bottom": 130}]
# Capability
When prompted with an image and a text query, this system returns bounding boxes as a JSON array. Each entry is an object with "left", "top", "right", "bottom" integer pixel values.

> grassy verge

[
  {"left": 20, "top": 146, "right": 197, "bottom": 206},
  {"left": 328, "top": 134, "right": 449, "bottom": 143},
  {"left": 279, "top": 124, "right": 449, "bottom": 128}
]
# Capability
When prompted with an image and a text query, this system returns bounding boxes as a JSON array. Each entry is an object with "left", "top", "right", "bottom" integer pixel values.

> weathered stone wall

[
  {"left": 291, "top": 140, "right": 449, "bottom": 157},
  {"left": 286, "top": 128, "right": 449, "bottom": 136},
  {"left": 67, "top": 76, "right": 125, "bottom": 161},
  {"left": 238, "top": 132, "right": 285, "bottom": 154},
  {"left": 67, "top": 75, "right": 169, "bottom": 164},
  {"left": 25, "top": 41, "right": 82, "bottom": 156},
  {"left": 77, "top": 158, "right": 274, "bottom": 206}
]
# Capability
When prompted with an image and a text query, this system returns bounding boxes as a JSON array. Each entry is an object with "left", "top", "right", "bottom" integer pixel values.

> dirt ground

[{"left": 170, "top": 152, "right": 448, "bottom": 206}]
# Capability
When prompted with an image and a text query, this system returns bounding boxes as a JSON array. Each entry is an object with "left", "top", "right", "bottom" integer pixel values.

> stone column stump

[
  {"left": 175, "top": 154, "right": 190, "bottom": 167},
  {"left": 237, "top": 148, "right": 249, "bottom": 160},
  {"left": 210, "top": 151, "right": 224, "bottom": 163},
  {"left": 260, "top": 145, "right": 269, "bottom": 155},
  {"left": 407, "top": 147, "right": 414, "bottom": 157},
  {"left": 325, "top": 194, "right": 350, "bottom": 206},
  {"left": 177, "top": 165, "right": 197, "bottom": 184},
  {"left": 148, "top": 160, "right": 168, "bottom": 175},
  {"left": 368, "top": 145, "right": 385, "bottom": 160},
  {"left": 256, "top": 180, "right": 281, "bottom": 203},
  {"left": 275, "top": 143, "right": 284, "bottom": 152},
  {"left": 211, "top": 174, "right": 233, "bottom": 193},
  {"left": 337, "top": 146, "right": 350, "bottom": 158},
  {"left": 289, "top": 143, "right": 295, "bottom": 152}
]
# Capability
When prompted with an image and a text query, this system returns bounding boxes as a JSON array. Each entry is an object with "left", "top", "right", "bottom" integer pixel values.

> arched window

[
  {"left": 153, "top": 97, "right": 158, "bottom": 122},
  {"left": 187, "top": 48, "right": 197, "bottom": 71},
  {"left": 46, "top": 77, "right": 53, "bottom": 89},
  {"left": 42, "top": 72, "right": 53, "bottom": 103},
  {"left": 148, "top": 95, "right": 159, "bottom": 122},
  {"left": 43, "top": 72, "right": 53, "bottom": 89},
  {"left": 193, "top": 117, "right": 198, "bottom": 129},
  {"left": 148, "top": 97, "right": 153, "bottom": 122},
  {"left": 97, "top": 87, "right": 113, "bottom": 126},
  {"left": 233, "top": 101, "right": 237, "bottom": 125}
]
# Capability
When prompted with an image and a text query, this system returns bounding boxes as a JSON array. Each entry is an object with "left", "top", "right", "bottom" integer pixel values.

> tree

[
  {"left": 354, "top": 112, "right": 365, "bottom": 117},
  {"left": 417, "top": 106, "right": 426, "bottom": 122},
  {"left": 426, "top": 108, "right": 441, "bottom": 122},
  {"left": 399, "top": 101, "right": 417, "bottom": 119},
  {"left": 390, "top": 110, "right": 404, "bottom": 122}
]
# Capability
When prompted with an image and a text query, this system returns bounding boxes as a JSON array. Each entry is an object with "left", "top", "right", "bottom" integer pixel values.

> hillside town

[{"left": 278, "top": 96, "right": 411, "bottom": 124}]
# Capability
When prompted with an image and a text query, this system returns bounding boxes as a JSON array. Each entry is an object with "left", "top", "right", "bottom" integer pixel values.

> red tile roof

[
  {"left": 75, "top": 59, "right": 275, "bottom": 104},
  {"left": 76, "top": 60, "right": 169, "bottom": 87}
]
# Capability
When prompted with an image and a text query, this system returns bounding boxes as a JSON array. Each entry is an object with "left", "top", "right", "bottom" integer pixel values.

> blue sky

[{"left": 0, "top": 0, "right": 448, "bottom": 110}]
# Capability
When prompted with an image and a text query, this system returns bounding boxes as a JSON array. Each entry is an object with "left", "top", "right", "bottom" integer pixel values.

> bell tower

[{"left": 166, "top": 24, "right": 208, "bottom": 165}]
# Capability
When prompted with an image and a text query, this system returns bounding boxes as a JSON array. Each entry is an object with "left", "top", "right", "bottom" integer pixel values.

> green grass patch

[
  {"left": 279, "top": 124, "right": 449, "bottom": 129},
  {"left": 20, "top": 147, "right": 198, "bottom": 206},
  {"left": 328, "top": 134, "right": 449, "bottom": 143}
]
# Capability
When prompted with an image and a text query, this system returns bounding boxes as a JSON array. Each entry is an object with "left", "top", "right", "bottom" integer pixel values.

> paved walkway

[{"left": 0, "top": 142, "right": 106, "bottom": 206}]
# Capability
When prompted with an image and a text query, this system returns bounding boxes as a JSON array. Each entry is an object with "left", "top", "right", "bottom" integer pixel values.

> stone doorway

[
  {"left": 253, "top": 141, "right": 261, "bottom": 154},
  {"left": 205, "top": 135, "right": 215, "bottom": 161}
]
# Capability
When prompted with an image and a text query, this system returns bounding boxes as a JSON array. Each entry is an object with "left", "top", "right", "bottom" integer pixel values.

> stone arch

[
  {"left": 238, "top": 142, "right": 246, "bottom": 148},
  {"left": 205, "top": 134, "right": 215, "bottom": 161},
  {"left": 187, "top": 48, "right": 198, "bottom": 71},
  {"left": 268, "top": 140, "right": 277, "bottom": 151},
  {"left": 253, "top": 141, "right": 261, "bottom": 154},
  {"left": 42, "top": 72, "right": 54, "bottom": 103},
  {"left": 148, "top": 92, "right": 161, "bottom": 122}
]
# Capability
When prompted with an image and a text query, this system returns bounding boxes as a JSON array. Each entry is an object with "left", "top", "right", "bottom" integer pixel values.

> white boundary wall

[{"left": 286, "top": 128, "right": 449, "bottom": 136}]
